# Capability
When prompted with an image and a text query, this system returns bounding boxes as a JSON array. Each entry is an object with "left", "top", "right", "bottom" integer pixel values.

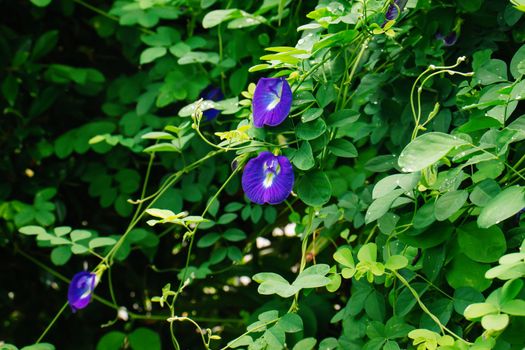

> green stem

[
  {"left": 219, "top": 318, "right": 280, "bottom": 350},
  {"left": 175, "top": 166, "right": 241, "bottom": 296},
  {"left": 36, "top": 302, "right": 69, "bottom": 343},
  {"left": 73, "top": 0, "right": 154, "bottom": 34},
  {"left": 168, "top": 316, "right": 210, "bottom": 350},
  {"left": 289, "top": 210, "right": 315, "bottom": 312},
  {"left": 393, "top": 270, "right": 470, "bottom": 344}
]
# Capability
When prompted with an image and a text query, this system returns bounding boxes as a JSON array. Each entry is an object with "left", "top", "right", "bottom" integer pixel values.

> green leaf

[
  {"left": 398, "top": 132, "right": 469, "bottom": 172},
  {"left": 252, "top": 272, "right": 298, "bottom": 298},
  {"left": 434, "top": 190, "right": 468, "bottom": 221},
  {"left": 327, "top": 109, "right": 359, "bottom": 128},
  {"left": 296, "top": 171, "right": 332, "bottom": 206},
  {"left": 227, "top": 15, "right": 266, "bottom": 29},
  {"left": 292, "top": 264, "right": 331, "bottom": 289},
  {"left": 333, "top": 246, "right": 355, "bottom": 267},
  {"left": 143, "top": 143, "right": 181, "bottom": 153},
  {"left": 19, "top": 226, "right": 46, "bottom": 236},
  {"left": 501, "top": 299, "right": 525, "bottom": 316},
  {"left": 290, "top": 142, "right": 315, "bottom": 171},
  {"left": 372, "top": 173, "right": 420, "bottom": 199},
  {"left": 395, "top": 283, "right": 429, "bottom": 316},
  {"left": 296, "top": 119, "right": 327, "bottom": 140},
  {"left": 464, "top": 302, "right": 498, "bottom": 319},
  {"left": 30, "top": 0, "right": 52, "bottom": 7},
  {"left": 96, "top": 331, "right": 126, "bottom": 350},
  {"left": 89, "top": 237, "right": 117, "bottom": 249},
  {"left": 2, "top": 74, "right": 20, "bottom": 106},
  {"left": 470, "top": 179, "right": 501, "bottom": 207},
  {"left": 71, "top": 244, "right": 89, "bottom": 254},
  {"left": 453, "top": 287, "right": 484, "bottom": 315},
  {"left": 365, "top": 189, "right": 404, "bottom": 224},
  {"left": 475, "top": 59, "right": 508, "bottom": 85},
  {"left": 385, "top": 255, "right": 408, "bottom": 270},
  {"left": 141, "top": 132, "right": 175, "bottom": 140},
  {"left": 32, "top": 30, "right": 59, "bottom": 60},
  {"left": 383, "top": 340, "right": 401, "bottom": 350},
  {"left": 278, "top": 313, "right": 303, "bottom": 333},
  {"left": 50, "top": 246, "right": 72, "bottom": 266},
  {"left": 511, "top": 43, "right": 525, "bottom": 79},
  {"left": 229, "top": 67, "right": 248, "bottom": 95},
  {"left": 385, "top": 317, "right": 414, "bottom": 339},
  {"left": 319, "top": 337, "right": 339, "bottom": 350},
  {"left": 457, "top": 222, "right": 506, "bottom": 263},
  {"left": 202, "top": 9, "right": 240, "bottom": 28},
  {"left": 140, "top": 47, "right": 167, "bottom": 64},
  {"left": 227, "top": 246, "right": 242, "bottom": 261},
  {"left": 313, "top": 29, "right": 358, "bottom": 51},
  {"left": 35, "top": 210, "right": 55, "bottom": 226},
  {"left": 21, "top": 344, "right": 55, "bottom": 350},
  {"left": 70, "top": 230, "right": 92, "bottom": 242},
  {"left": 481, "top": 313, "right": 509, "bottom": 331},
  {"left": 457, "top": 0, "right": 483, "bottom": 12},
  {"left": 218, "top": 213, "right": 237, "bottom": 224},
  {"left": 328, "top": 139, "right": 358, "bottom": 158},
  {"left": 327, "top": 273, "right": 342, "bottom": 292},
  {"left": 129, "top": 328, "right": 161, "bottom": 350},
  {"left": 227, "top": 335, "right": 253, "bottom": 348},
  {"left": 222, "top": 228, "right": 246, "bottom": 242},
  {"left": 301, "top": 108, "right": 323, "bottom": 123},
  {"left": 446, "top": 254, "right": 491, "bottom": 292},
  {"left": 358, "top": 243, "right": 377, "bottom": 262},
  {"left": 413, "top": 201, "right": 436, "bottom": 229},
  {"left": 292, "top": 338, "right": 316, "bottom": 350},
  {"left": 264, "top": 324, "right": 286, "bottom": 348},
  {"left": 54, "top": 226, "right": 72, "bottom": 236},
  {"left": 258, "top": 310, "right": 279, "bottom": 322},
  {"left": 478, "top": 185, "right": 525, "bottom": 228}
]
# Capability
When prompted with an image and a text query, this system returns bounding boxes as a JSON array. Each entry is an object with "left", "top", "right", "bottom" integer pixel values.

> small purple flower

[
  {"left": 200, "top": 86, "right": 224, "bottom": 120},
  {"left": 252, "top": 77, "right": 293, "bottom": 128},
  {"left": 385, "top": 0, "right": 407, "bottom": 21},
  {"left": 436, "top": 32, "right": 458, "bottom": 47},
  {"left": 68, "top": 271, "right": 96, "bottom": 312},
  {"left": 242, "top": 151, "right": 294, "bottom": 205}
]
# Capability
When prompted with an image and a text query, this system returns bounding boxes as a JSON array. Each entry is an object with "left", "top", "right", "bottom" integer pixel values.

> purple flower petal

[
  {"left": 68, "top": 271, "right": 96, "bottom": 312},
  {"left": 436, "top": 32, "right": 458, "bottom": 47},
  {"left": 200, "top": 86, "right": 224, "bottom": 120},
  {"left": 443, "top": 32, "right": 458, "bottom": 46},
  {"left": 252, "top": 77, "right": 293, "bottom": 128},
  {"left": 242, "top": 152, "right": 294, "bottom": 205}
]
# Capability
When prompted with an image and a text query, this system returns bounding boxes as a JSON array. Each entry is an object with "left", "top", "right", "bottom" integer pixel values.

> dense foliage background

[{"left": 1, "top": 0, "right": 525, "bottom": 349}]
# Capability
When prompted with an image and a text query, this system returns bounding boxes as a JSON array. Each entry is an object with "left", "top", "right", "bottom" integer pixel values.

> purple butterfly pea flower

[
  {"left": 436, "top": 32, "right": 458, "bottom": 47},
  {"left": 242, "top": 151, "right": 294, "bottom": 205},
  {"left": 199, "top": 86, "right": 224, "bottom": 120},
  {"left": 252, "top": 77, "right": 293, "bottom": 128},
  {"left": 68, "top": 271, "right": 97, "bottom": 312}
]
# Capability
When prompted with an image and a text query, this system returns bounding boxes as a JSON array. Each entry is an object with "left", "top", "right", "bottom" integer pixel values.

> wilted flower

[
  {"left": 68, "top": 271, "right": 97, "bottom": 312},
  {"left": 436, "top": 32, "right": 458, "bottom": 46},
  {"left": 215, "top": 124, "right": 251, "bottom": 142},
  {"left": 199, "top": 86, "right": 224, "bottom": 120},
  {"left": 385, "top": 0, "right": 407, "bottom": 21},
  {"left": 252, "top": 77, "right": 293, "bottom": 128},
  {"left": 242, "top": 152, "right": 294, "bottom": 205}
]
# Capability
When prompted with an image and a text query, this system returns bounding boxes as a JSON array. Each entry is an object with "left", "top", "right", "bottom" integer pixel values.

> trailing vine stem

[
  {"left": 167, "top": 165, "right": 243, "bottom": 347},
  {"left": 32, "top": 149, "right": 225, "bottom": 343},
  {"left": 393, "top": 270, "right": 471, "bottom": 344},
  {"left": 410, "top": 56, "right": 472, "bottom": 140}
]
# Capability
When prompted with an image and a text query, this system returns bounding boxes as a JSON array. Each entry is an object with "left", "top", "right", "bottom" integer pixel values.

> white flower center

[
  {"left": 266, "top": 81, "right": 283, "bottom": 111},
  {"left": 263, "top": 160, "right": 281, "bottom": 188}
]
